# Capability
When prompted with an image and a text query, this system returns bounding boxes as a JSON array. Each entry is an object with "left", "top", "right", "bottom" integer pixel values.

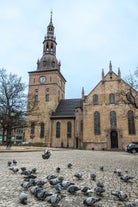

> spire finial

[
  {"left": 50, "top": 10, "right": 53, "bottom": 23},
  {"left": 109, "top": 60, "right": 112, "bottom": 73}
]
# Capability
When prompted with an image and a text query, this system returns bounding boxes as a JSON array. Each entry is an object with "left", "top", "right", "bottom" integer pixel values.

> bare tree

[{"left": 0, "top": 68, "right": 27, "bottom": 144}]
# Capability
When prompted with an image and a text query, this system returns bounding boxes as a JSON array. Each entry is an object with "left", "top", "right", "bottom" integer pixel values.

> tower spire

[
  {"left": 109, "top": 60, "right": 112, "bottom": 73},
  {"left": 50, "top": 10, "right": 53, "bottom": 24}
]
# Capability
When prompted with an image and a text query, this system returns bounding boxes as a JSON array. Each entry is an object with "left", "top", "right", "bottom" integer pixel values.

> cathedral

[{"left": 25, "top": 14, "right": 138, "bottom": 150}]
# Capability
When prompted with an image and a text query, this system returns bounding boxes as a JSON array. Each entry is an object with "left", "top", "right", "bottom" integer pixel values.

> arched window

[
  {"left": 40, "top": 122, "right": 44, "bottom": 138},
  {"left": 93, "top": 94, "right": 98, "bottom": 105},
  {"left": 56, "top": 122, "right": 60, "bottom": 138},
  {"left": 94, "top": 111, "right": 101, "bottom": 135},
  {"left": 109, "top": 93, "right": 115, "bottom": 104},
  {"left": 128, "top": 110, "right": 135, "bottom": 134},
  {"left": 67, "top": 121, "right": 72, "bottom": 138},
  {"left": 110, "top": 111, "right": 117, "bottom": 127}
]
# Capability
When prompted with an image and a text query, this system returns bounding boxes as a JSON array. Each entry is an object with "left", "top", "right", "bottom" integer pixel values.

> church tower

[{"left": 25, "top": 12, "right": 66, "bottom": 145}]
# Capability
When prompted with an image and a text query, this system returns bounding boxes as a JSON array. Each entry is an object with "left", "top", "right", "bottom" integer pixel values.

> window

[
  {"left": 94, "top": 111, "right": 101, "bottom": 135},
  {"left": 110, "top": 111, "right": 117, "bottom": 127},
  {"left": 109, "top": 93, "right": 115, "bottom": 104},
  {"left": 56, "top": 122, "right": 60, "bottom": 138},
  {"left": 40, "top": 123, "right": 45, "bottom": 138},
  {"left": 67, "top": 122, "right": 72, "bottom": 138},
  {"left": 93, "top": 94, "right": 98, "bottom": 105},
  {"left": 30, "top": 122, "right": 35, "bottom": 135},
  {"left": 45, "top": 94, "right": 49, "bottom": 102},
  {"left": 34, "top": 95, "right": 38, "bottom": 103},
  {"left": 128, "top": 110, "right": 135, "bottom": 134}
]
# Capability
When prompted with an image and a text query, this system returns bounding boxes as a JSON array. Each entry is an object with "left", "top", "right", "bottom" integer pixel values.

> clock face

[{"left": 39, "top": 76, "right": 46, "bottom": 83}]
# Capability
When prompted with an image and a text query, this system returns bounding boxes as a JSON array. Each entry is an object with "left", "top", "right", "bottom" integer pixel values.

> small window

[
  {"left": 93, "top": 94, "right": 98, "bottom": 105},
  {"left": 109, "top": 93, "right": 115, "bottom": 104},
  {"left": 56, "top": 122, "right": 60, "bottom": 138},
  {"left": 45, "top": 94, "right": 49, "bottom": 102},
  {"left": 34, "top": 95, "right": 38, "bottom": 103}
]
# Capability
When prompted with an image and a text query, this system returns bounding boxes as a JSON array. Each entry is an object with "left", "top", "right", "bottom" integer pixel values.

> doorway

[{"left": 110, "top": 130, "right": 118, "bottom": 148}]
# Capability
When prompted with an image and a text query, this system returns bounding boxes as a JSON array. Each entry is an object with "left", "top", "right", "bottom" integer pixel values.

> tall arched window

[
  {"left": 67, "top": 121, "right": 72, "bottom": 138},
  {"left": 110, "top": 111, "right": 117, "bottom": 127},
  {"left": 109, "top": 93, "right": 115, "bottom": 104},
  {"left": 128, "top": 110, "right": 135, "bottom": 134},
  {"left": 94, "top": 111, "right": 101, "bottom": 135},
  {"left": 40, "top": 122, "right": 45, "bottom": 138},
  {"left": 56, "top": 122, "right": 60, "bottom": 138},
  {"left": 93, "top": 94, "right": 98, "bottom": 105}
]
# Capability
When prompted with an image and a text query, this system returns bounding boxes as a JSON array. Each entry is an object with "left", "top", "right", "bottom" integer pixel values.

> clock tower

[{"left": 25, "top": 12, "right": 66, "bottom": 145}]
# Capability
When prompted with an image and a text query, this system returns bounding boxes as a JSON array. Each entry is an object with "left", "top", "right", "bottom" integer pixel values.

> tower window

[
  {"left": 30, "top": 122, "right": 35, "bottom": 135},
  {"left": 34, "top": 95, "right": 38, "bottom": 103},
  {"left": 45, "top": 94, "right": 49, "bottom": 102}
]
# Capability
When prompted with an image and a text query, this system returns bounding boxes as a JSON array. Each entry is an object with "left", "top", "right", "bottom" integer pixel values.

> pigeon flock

[{"left": 6, "top": 150, "right": 138, "bottom": 207}]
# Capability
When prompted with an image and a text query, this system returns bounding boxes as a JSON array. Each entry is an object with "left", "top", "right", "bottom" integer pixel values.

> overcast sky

[{"left": 0, "top": 0, "right": 138, "bottom": 98}]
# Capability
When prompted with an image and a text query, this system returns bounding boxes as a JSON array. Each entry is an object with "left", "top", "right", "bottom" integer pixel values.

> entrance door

[
  {"left": 75, "top": 137, "right": 79, "bottom": 149},
  {"left": 110, "top": 131, "right": 118, "bottom": 148}
]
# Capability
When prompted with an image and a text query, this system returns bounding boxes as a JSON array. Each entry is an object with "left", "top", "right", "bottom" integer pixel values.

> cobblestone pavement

[{"left": 0, "top": 149, "right": 138, "bottom": 207}]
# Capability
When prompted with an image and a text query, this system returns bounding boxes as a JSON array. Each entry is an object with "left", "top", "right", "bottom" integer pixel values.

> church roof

[{"left": 51, "top": 98, "right": 82, "bottom": 118}]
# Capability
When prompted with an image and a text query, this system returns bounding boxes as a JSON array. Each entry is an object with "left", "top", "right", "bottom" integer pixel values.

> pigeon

[
  {"left": 13, "top": 159, "right": 17, "bottom": 165},
  {"left": 30, "top": 186, "right": 39, "bottom": 194},
  {"left": 56, "top": 167, "right": 61, "bottom": 173},
  {"left": 19, "top": 191, "right": 28, "bottom": 205},
  {"left": 36, "top": 180, "right": 46, "bottom": 187},
  {"left": 100, "top": 166, "right": 104, "bottom": 171},
  {"left": 83, "top": 197, "right": 101, "bottom": 206},
  {"left": 94, "top": 186, "right": 105, "bottom": 196},
  {"left": 46, "top": 194, "right": 65, "bottom": 206},
  {"left": 54, "top": 183, "right": 64, "bottom": 193},
  {"left": 120, "top": 175, "right": 134, "bottom": 182},
  {"left": 49, "top": 178, "right": 61, "bottom": 186},
  {"left": 90, "top": 173, "right": 96, "bottom": 181},
  {"left": 96, "top": 180, "right": 104, "bottom": 188},
  {"left": 9, "top": 167, "right": 19, "bottom": 173},
  {"left": 34, "top": 188, "right": 52, "bottom": 201},
  {"left": 74, "top": 172, "right": 83, "bottom": 180},
  {"left": 21, "top": 167, "right": 27, "bottom": 172},
  {"left": 21, "top": 181, "right": 34, "bottom": 189},
  {"left": 67, "top": 163, "right": 73, "bottom": 169},
  {"left": 31, "top": 168, "right": 37, "bottom": 174},
  {"left": 81, "top": 186, "right": 93, "bottom": 195},
  {"left": 111, "top": 190, "right": 128, "bottom": 201},
  {"left": 114, "top": 168, "right": 122, "bottom": 176},
  {"left": 7, "top": 161, "right": 12, "bottom": 167},
  {"left": 42, "top": 149, "right": 51, "bottom": 159},
  {"left": 47, "top": 174, "right": 57, "bottom": 181},
  {"left": 67, "top": 185, "right": 81, "bottom": 194},
  {"left": 61, "top": 180, "right": 75, "bottom": 189}
]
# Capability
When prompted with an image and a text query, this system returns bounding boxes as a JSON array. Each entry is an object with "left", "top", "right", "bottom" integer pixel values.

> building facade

[{"left": 25, "top": 14, "right": 138, "bottom": 150}]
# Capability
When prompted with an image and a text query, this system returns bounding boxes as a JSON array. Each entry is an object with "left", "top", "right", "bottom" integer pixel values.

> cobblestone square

[{"left": 0, "top": 149, "right": 137, "bottom": 207}]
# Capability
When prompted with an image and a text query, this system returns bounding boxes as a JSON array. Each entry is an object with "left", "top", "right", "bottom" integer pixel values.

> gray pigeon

[
  {"left": 120, "top": 175, "right": 134, "bottom": 182},
  {"left": 94, "top": 186, "right": 105, "bottom": 196},
  {"left": 90, "top": 173, "right": 96, "bottom": 181},
  {"left": 67, "top": 185, "right": 81, "bottom": 194},
  {"left": 46, "top": 194, "right": 65, "bottom": 206},
  {"left": 111, "top": 190, "right": 128, "bottom": 201},
  {"left": 96, "top": 180, "right": 104, "bottom": 188},
  {"left": 56, "top": 167, "right": 60, "bottom": 173},
  {"left": 9, "top": 167, "right": 19, "bottom": 173},
  {"left": 7, "top": 161, "right": 12, "bottom": 167},
  {"left": 19, "top": 191, "right": 28, "bottom": 205},
  {"left": 67, "top": 163, "right": 73, "bottom": 169},
  {"left": 81, "top": 186, "right": 93, "bottom": 195},
  {"left": 61, "top": 180, "right": 75, "bottom": 189},
  {"left": 74, "top": 172, "right": 83, "bottom": 180},
  {"left": 83, "top": 197, "right": 101, "bottom": 206},
  {"left": 42, "top": 149, "right": 51, "bottom": 159},
  {"left": 54, "top": 183, "right": 63, "bottom": 193},
  {"left": 34, "top": 188, "right": 52, "bottom": 201}
]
